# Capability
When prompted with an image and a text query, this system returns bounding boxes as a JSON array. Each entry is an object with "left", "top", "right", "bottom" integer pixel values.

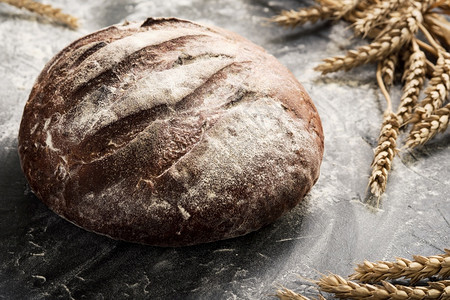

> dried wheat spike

[
  {"left": 368, "top": 112, "right": 400, "bottom": 198},
  {"left": 1, "top": 0, "right": 78, "bottom": 29},
  {"left": 380, "top": 52, "right": 399, "bottom": 87},
  {"left": 271, "top": 0, "right": 361, "bottom": 28},
  {"left": 353, "top": 0, "right": 406, "bottom": 36},
  {"left": 412, "top": 51, "right": 450, "bottom": 120},
  {"left": 350, "top": 248, "right": 450, "bottom": 284},
  {"left": 314, "top": 4, "right": 423, "bottom": 74},
  {"left": 271, "top": 6, "right": 332, "bottom": 28},
  {"left": 397, "top": 40, "right": 427, "bottom": 125},
  {"left": 424, "top": 13, "right": 450, "bottom": 49},
  {"left": 316, "top": 0, "right": 360, "bottom": 19},
  {"left": 406, "top": 103, "right": 450, "bottom": 148},
  {"left": 276, "top": 288, "right": 312, "bottom": 300},
  {"left": 318, "top": 274, "right": 450, "bottom": 299}
]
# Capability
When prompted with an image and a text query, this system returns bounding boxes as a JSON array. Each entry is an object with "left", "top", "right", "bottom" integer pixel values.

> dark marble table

[{"left": 1, "top": 0, "right": 449, "bottom": 299}]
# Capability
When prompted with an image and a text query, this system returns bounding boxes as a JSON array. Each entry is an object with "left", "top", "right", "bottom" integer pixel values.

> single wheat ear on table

[
  {"left": 271, "top": 0, "right": 450, "bottom": 202},
  {"left": 0, "top": 0, "right": 79, "bottom": 29}
]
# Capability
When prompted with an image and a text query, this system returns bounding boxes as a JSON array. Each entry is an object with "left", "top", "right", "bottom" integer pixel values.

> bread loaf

[{"left": 18, "top": 18, "right": 324, "bottom": 246}]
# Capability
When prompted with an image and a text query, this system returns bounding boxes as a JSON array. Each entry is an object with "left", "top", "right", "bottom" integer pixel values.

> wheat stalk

[
  {"left": 271, "top": 6, "right": 332, "bottom": 28},
  {"left": 0, "top": 0, "right": 78, "bottom": 29},
  {"left": 350, "top": 248, "right": 450, "bottom": 284},
  {"left": 318, "top": 274, "right": 450, "bottom": 299},
  {"left": 406, "top": 103, "right": 450, "bottom": 148},
  {"left": 397, "top": 39, "right": 428, "bottom": 125},
  {"left": 368, "top": 63, "right": 400, "bottom": 200},
  {"left": 314, "top": 4, "right": 423, "bottom": 74}
]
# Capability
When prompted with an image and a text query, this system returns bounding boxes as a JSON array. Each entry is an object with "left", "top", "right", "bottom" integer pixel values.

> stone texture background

[{"left": 0, "top": 0, "right": 449, "bottom": 299}]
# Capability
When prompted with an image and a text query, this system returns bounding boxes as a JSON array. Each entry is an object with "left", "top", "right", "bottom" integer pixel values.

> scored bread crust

[{"left": 18, "top": 18, "right": 324, "bottom": 246}]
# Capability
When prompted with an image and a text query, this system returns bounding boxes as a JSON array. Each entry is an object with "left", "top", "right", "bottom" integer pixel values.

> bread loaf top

[{"left": 18, "top": 18, "right": 324, "bottom": 246}]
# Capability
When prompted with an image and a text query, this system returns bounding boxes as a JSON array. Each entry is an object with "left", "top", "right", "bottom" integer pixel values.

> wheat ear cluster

[
  {"left": 276, "top": 250, "right": 450, "bottom": 300},
  {"left": 314, "top": 4, "right": 423, "bottom": 74},
  {"left": 0, "top": 0, "right": 78, "bottom": 29},
  {"left": 272, "top": 0, "right": 449, "bottom": 199}
]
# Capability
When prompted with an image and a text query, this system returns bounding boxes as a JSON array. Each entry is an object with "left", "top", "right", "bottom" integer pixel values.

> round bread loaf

[{"left": 18, "top": 18, "right": 324, "bottom": 246}]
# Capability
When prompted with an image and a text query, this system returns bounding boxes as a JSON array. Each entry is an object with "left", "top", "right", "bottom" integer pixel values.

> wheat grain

[
  {"left": 350, "top": 248, "right": 450, "bottom": 284},
  {"left": 271, "top": 6, "right": 332, "bottom": 28},
  {"left": 353, "top": 0, "right": 405, "bottom": 36},
  {"left": 0, "top": 0, "right": 78, "bottom": 29},
  {"left": 314, "top": 4, "right": 423, "bottom": 74},
  {"left": 397, "top": 39, "right": 427, "bottom": 125},
  {"left": 318, "top": 274, "right": 450, "bottom": 299},
  {"left": 406, "top": 103, "right": 450, "bottom": 148}
]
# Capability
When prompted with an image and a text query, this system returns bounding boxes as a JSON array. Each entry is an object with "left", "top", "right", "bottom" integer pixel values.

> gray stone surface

[{"left": 0, "top": 0, "right": 449, "bottom": 299}]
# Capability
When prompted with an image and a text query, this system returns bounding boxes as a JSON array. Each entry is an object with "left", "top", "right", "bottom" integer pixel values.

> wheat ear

[
  {"left": 276, "top": 288, "right": 311, "bottom": 300},
  {"left": 271, "top": 0, "right": 362, "bottom": 28},
  {"left": 380, "top": 52, "right": 399, "bottom": 87},
  {"left": 397, "top": 39, "right": 427, "bottom": 125},
  {"left": 414, "top": 51, "right": 450, "bottom": 116},
  {"left": 406, "top": 103, "right": 450, "bottom": 148},
  {"left": 368, "top": 64, "right": 400, "bottom": 200},
  {"left": 409, "top": 22, "right": 450, "bottom": 125},
  {"left": 0, "top": 0, "right": 78, "bottom": 29},
  {"left": 316, "top": 0, "right": 360, "bottom": 19},
  {"left": 353, "top": 0, "right": 406, "bottom": 36},
  {"left": 318, "top": 274, "right": 450, "bottom": 299},
  {"left": 271, "top": 6, "right": 332, "bottom": 28},
  {"left": 314, "top": 4, "right": 423, "bottom": 74},
  {"left": 424, "top": 12, "right": 450, "bottom": 49},
  {"left": 350, "top": 249, "right": 450, "bottom": 284},
  {"left": 276, "top": 287, "right": 326, "bottom": 300}
]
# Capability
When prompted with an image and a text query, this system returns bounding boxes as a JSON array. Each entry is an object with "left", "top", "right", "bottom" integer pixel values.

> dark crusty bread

[{"left": 18, "top": 18, "right": 324, "bottom": 246}]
